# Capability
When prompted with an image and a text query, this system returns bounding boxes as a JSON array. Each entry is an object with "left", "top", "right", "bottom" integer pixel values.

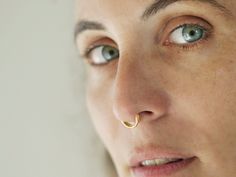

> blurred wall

[{"left": 0, "top": 1, "right": 110, "bottom": 177}]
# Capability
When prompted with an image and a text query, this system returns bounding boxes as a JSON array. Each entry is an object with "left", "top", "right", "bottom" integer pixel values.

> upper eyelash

[{"left": 170, "top": 23, "right": 207, "bottom": 33}]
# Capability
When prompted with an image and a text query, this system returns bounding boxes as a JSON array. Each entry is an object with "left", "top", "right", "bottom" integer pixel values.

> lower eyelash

[{"left": 179, "top": 37, "right": 210, "bottom": 51}]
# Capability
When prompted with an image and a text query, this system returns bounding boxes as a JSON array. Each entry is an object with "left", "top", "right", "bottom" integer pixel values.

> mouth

[
  {"left": 140, "top": 157, "right": 186, "bottom": 166},
  {"left": 130, "top": 149, "right": 197, "bottom": 177},
  {"left": 132, "top": 157, "right": 196, "bottom": 177}
]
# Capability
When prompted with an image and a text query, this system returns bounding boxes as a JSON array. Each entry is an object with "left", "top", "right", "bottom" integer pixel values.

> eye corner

[{"left": 162, "top": 38, "right": 172, "bottom": 46}]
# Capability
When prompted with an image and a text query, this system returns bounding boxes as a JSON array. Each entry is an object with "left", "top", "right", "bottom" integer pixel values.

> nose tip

[{"left": 112, "top": 89, "right": 169, "bottom": 124}]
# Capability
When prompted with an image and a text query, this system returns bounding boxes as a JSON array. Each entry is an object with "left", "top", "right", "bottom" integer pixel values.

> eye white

[
  {"left": 169, "top": 26, "right": 187, "bottom": 44},
  {"left": 90, "top": 46, "right": 109, "bottom": 64}
]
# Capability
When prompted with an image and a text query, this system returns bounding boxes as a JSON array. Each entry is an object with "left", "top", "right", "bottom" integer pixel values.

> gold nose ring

[{"left": 120, "top": 114, "right": 141, "bottom": 129}]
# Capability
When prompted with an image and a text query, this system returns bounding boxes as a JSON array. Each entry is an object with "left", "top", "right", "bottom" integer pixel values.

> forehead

[
  {"left": 75, "top": 0, "right": 152, "bottom": 22},
  {"left": 75, "top": 0, "right": 235, "bottom": 23}
]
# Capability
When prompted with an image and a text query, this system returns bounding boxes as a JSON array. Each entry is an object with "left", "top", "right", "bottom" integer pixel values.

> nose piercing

[{"left": 120, "top": 114, "right": 141, "bottom": 129}]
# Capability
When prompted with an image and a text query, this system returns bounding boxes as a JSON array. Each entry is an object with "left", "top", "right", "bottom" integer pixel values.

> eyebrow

[
  {"left": 142, "top": 0, "right": 231, "bottom": 20},
  {"left": 74, "top": 20, "right": 105, "bottom": 40},
  {"left": 74, "top": 0, "right": 231, "bottom": 39}
]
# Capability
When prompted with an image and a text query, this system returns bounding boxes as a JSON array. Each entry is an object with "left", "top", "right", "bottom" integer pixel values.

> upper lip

[{"left": 129, "top": 145, "right": 195, "bottom": 167}]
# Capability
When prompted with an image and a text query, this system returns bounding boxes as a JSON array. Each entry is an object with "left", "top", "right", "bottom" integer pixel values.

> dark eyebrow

[
  {"left": 142, "top": 0, "right": 231, "bottom": 20},
  {"left": 74, "top": 20, "right": 105, "bottom": 40}
]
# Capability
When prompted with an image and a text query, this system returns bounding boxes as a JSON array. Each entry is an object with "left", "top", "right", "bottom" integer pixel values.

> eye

[
  {"left": 169, "top": 24, "right": 206, "bottom": 44},
  {"left": 87, "top": 45, "right": 119, "bottom": 65}
]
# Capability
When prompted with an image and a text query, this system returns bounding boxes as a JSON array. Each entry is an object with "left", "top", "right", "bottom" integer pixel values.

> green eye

[
  {"left": 182, "top": 25, "right": 204, "bottom": 43},
  {"left": 102, "top": 46, "right": 119, "bottom": 61},
  {"left": 89, "top": 45, "right": 119, "bottom": 65},
  {"left": 169, "top": 24, "right": 206, "bottom": 44}
]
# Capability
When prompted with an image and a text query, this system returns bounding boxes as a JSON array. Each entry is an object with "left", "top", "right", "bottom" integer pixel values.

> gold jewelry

[{"left": 121, "top": 114, "right": 141, "bottom": 129}]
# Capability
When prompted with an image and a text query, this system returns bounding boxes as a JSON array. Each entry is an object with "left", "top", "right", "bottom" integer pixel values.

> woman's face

[{"left": 75, "top": 0, "right": 236, "bottom": 177}]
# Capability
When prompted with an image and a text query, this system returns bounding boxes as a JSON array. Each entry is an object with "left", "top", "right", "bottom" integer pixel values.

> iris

[
  {"left": 182, "top": 25, "right": 204, "bottom": 43},
  {"left": 102, "top": 46, "right": 119, "bottom": 61}
]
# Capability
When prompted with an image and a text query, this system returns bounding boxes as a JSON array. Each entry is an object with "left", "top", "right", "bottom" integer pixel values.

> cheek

[
  {"left": 86, "top": 81, "right": 119, "bottom": 149},
  {"left": 206, "top": 67, "right": 236, "bottom": 148},
  {"left": 185, "top": 57, "right": 236, "bottom": 168}
]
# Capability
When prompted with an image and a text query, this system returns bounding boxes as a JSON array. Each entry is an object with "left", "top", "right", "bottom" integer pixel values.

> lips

[{"left": 129, "top": 147, "right": 196, "bottom": 177}]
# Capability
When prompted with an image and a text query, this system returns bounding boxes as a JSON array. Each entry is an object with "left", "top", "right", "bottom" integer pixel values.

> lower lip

[{"left": 132, "top": 157, "right": 196, "bottom": 177}]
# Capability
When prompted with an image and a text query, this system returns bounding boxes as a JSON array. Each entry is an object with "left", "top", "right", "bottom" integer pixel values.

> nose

[{"left": 112, "top": 52, "right": 170, "bottom": 124}]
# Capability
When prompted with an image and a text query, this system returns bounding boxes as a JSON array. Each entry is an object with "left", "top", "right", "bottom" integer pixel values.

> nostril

[
  {"left": 139, "top": 110, "right": 165, "bottom": 122},
  {"left": 140, "top": 111, "right": 153, "bottom": 116}
]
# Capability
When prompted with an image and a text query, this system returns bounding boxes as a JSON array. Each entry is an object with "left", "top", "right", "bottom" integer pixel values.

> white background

[{"left": 0, "top": 0, "right": 112, "bottom": 177}]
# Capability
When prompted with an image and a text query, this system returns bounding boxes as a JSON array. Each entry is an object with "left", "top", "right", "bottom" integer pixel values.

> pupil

[
  {"left": 189, "top": 30, "right": 196, "bottom": 36},
  {"left": 109, "top": 50, "right": 115, "bottom": 56}
]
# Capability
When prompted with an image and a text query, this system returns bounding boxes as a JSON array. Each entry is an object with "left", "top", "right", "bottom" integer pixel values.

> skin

[{"left": 75, "top": 0, "right": 236, "bottom": 177}]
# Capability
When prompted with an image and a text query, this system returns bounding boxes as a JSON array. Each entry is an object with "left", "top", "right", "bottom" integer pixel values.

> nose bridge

[
  {"left": 113, "top": 52, "right": 143, "bottom": 107},
  {"left": 112, "top": 51, "right": 169, "bottom": 123}
]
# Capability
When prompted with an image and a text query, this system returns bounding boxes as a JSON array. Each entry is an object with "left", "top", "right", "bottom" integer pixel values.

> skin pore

[{"left": 75, "top": 0, "right": 236, "bottom": 177}]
